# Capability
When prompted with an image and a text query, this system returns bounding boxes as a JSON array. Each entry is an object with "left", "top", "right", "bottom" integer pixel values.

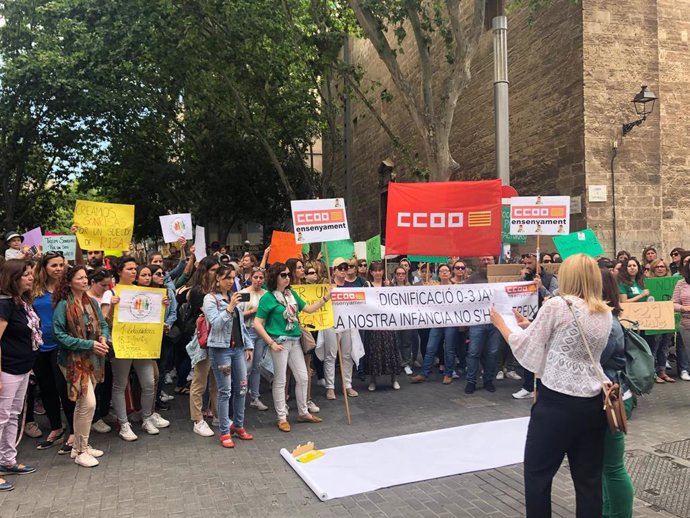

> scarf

[
  {"left": 273, "top": 288, "right": 298, "bottom": 331},
  {"left": 63, "top": 292, "right": 105, "bottom": 401},
  {"left": 22, "top": 301, "right": 43, "bottom": 351}
]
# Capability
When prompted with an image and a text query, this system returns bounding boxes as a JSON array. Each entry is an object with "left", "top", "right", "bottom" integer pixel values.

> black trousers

[
  {"left": 33, "top": 349, "right": 75, "bottom": 433},
  {"left": 524, "top": 385, "right": 607, "bottom": 518}
]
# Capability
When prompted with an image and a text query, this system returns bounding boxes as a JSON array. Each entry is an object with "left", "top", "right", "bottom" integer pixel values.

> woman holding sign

[
  {"left": 241, "top": 269, "right": 268, "bottom": 411},
  {"left": 253, "top": 262, "right": 330, "bottom": 432},
  {"left": 52, "top": 266, "right": 110, "bottom": 467},
  {"left": 618, "top": 258, "right": 672, "bottom": 383},
  {"left": 491, "top": 254, "right": 613, "bottom": 518},
  {"left": 109, "top": 257, "right": 167, "bottom": 441}
]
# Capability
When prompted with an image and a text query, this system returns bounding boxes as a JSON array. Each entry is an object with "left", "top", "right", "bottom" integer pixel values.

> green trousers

[{"left": 602, "top": 397, "right": 635, "bottom": 518}]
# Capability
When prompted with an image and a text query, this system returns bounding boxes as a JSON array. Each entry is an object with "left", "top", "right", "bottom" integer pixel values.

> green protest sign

[
  {"left": 502, "top": 205, "right": 526, "bottom": 244},
  {"left": 408, "top": 255, "right": 449, "bottom": 263},
  {"left": 644, "top": 276, "right": 681, "bottom": 334},
  {"left": 323, "top": 239, "right": 355, "bottom": 266},
  {"left": 552, "top": 229, "right": 603, "bottom": 259},
  {"left": 301, "top": 243, "right": 310, "bottom": 255},
  {"left": 366, "top": 235, "right": 382, "bottom": 262}
]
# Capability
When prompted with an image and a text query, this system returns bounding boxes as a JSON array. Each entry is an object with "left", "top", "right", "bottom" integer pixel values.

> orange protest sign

[{"left": 269, "top": 231, "right": 303, "bottom": 264}]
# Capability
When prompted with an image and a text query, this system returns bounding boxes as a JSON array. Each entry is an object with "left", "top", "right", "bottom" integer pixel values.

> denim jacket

[
  {"left": 202, "top": 293, "right": 254, "bottom": 350},
  {"left": 600, "top": 317, "right": 628, "bottom": 393}
]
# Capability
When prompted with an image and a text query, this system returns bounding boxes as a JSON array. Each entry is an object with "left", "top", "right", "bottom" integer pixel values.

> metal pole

[
  {"left": 343, "top": 36, "right": 354, "bottom": 219},
  {"left": 493, "top": 15, "right": 510, "bottom": 186}
]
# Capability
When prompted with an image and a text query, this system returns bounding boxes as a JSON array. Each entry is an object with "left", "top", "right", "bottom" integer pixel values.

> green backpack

[{"left": 619, "top": 320, "right": 656, "bottom": 396}]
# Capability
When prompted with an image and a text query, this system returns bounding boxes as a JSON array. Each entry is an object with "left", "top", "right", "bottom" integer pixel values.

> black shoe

[
  {"left": 484, "top": 382, "right": 496, "bottom": 393},
  {"left": 464, "top": 382, "right": 476, "bottom": 394},
  {"left": 155, "top": 399, "right": 170, "bottom": 411}
]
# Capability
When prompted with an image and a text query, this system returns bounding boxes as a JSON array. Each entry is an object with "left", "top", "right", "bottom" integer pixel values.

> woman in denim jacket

[{"left": 203, "top": 265, "right": 254, "bottom": 448}]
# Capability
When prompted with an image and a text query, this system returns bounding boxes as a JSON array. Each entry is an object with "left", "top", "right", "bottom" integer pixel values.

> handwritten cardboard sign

[
  {"left": 620, "top": 301, "right": 675, "bottom": 331},
  {"left": 74, "top": 200, "right": 135, "bottom": 252},
  {"left": 42, "top": 235, "right": 77, "bottom": 261}
]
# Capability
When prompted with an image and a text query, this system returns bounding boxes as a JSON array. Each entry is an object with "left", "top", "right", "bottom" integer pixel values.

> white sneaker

[
  {"left": 307, "top": 400, "right": 320, "bottom": 414},
  {"left": 211, "top": 417, "right": 220, "bottom": 427},
  {"left": 506, "top": 370, "right": 522, "bottom": 381},
  {"left": 74, "top": 452, "right": 99, "bottom": 468},
  {"left": 91, "top": 419, "right": 112, "bottom": 434},
  {"left": 368, "top": 383, "right": 376, "bottom": 392},
  {"left": 186, "top": 372, "right": 193, "bottom": 382},
  {"left": 160, "top": 391, "right": 175, "bottom": 402},
  {"left": 316, "top": 378, "right": 326, "bottom": 388},
  {"left": 512, "top": 388, "right": 533, "bottom": 400},
  {"left": 250, "top": 398, "right": 269, "bottom": 411},
  {"left": 193, "top": 420, "right": 214, "bottom": 437},
  {"left": 119, "top": 422, "right": 138, "bottom": 442},
  {"left": 496, "top": 371, "right": 505, "bottom": 380},
  {"left": 666, "top": 361, "right": 672, "bottom": 369},
  {"left": 71, "top": 445, "right": 104, "bottom": 459},
  {"left": 403, "top": 365, "right": 413, "bottom": 376},
  {"left": 164, "top": 373, "right": 175, "bottom": 385},
  {"left": 142, "top": 417, "right": 160, "bottom": 435},
  {"left": 452, "top": 372, "right": 460, "bottom": 379},
  {"left": 392, "top": 381, "right": 401, "bottom": 390},
  {"left": 681, "top": 370, "right": 690, "bottom": 381},
  {"left": 149, "top": 412, "right": 170, "bottom": 429}
]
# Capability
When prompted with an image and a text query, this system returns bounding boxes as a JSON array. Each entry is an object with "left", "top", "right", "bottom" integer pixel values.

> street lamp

[{"left": 622, "top": 85, "right": 657, "bottom": 136}]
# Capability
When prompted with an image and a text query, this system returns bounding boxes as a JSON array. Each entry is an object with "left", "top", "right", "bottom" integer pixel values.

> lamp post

[
  {"left": 612, "top": 85, "right": 659, "bottom": 254},
  {"left": 622, "top": 85, "right": 657, "bottom": 136}
]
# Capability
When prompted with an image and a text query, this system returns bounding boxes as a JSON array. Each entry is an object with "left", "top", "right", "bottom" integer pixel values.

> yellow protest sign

[
  {"left": 620, "top": 301, "right": 675, "bottom": 331},
  {"left": 112, "top": 285, "right": 166, "bottom": 359},
  {"left": 292, "top": 284, "right": 333, "bottom": 331},
  {"left": 74, "top": 200, "right": 135, "bottom": 252}
]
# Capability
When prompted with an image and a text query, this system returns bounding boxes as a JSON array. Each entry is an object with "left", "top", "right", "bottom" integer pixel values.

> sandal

[
  {"left": 36, "top": 429, "right": 64, "bottom": 450},
  {"left": 174, "top": 386, "right": 190, "bottom": 395},
  {"left": 297, "top": 414, "right": 323, "bottom": 423},
  {"left": 661, "top": 373, "right": 675, "bottom": 383},
  {"left": 58, "top": 442, "right": 74, "bottom": 455}
]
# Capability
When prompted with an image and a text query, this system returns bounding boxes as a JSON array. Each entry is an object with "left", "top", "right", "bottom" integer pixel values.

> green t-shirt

[
  {"left": 618, "top": 280, "right": 648, "bottom": 302},
  {"left": 256, "top": 289, "right": 306, "bottom": 338}
]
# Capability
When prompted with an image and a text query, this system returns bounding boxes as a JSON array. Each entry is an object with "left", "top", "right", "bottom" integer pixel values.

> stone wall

[{"left": 327, "top": 0, "right": 689, "bottom": 258}]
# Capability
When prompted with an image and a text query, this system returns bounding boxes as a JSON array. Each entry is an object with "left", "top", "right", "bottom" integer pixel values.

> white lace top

[{"left": 508, "top": 295, "right": 612, "bottom": 397}]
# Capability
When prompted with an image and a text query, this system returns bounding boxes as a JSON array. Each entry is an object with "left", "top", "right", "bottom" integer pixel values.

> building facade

[{"left": 327, "top": 0, "right": 690, "bottom": 259}]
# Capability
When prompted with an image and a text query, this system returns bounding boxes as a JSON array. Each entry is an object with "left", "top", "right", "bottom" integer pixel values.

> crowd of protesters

[{"left": 2, "top": 226, "right": 689, "bottom": 517}]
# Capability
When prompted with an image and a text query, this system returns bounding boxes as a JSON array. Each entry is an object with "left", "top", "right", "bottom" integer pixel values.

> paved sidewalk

[{"left": 1, "top": 370, "right": 688, "bottom": 517}]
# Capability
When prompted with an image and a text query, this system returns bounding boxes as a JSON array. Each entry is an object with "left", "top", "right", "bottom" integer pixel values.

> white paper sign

[
  {"left": 194, "top": 225, "right": 207, "bottom": 260},
  {"left": 116, "top": 287, "right": 164, "bottom": 324},
  {"left": 332, "top": 282, "right": 538, "bottom": 331},
  {"left": 509, "top": 196, "right": 570, "bottom": 236},
  {"left": 291, "top": 198, "right": 350, "bottom": 244},
  {"left": 354, "top": 241, "right": 367, "bottom": 261},
  {"left": 42, "top": 235, "right": 77, "bottom": 261},
  {"left": 159, "top": 213, "right": 193, "bottom": 243}
]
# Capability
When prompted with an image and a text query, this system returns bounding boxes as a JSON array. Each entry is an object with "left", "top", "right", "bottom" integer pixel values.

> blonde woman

[{"left": 491, "top": 254, "right": 612, "bottom": 518}]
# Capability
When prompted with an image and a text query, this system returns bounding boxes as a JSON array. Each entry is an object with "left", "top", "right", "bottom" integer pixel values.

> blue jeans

[
  {"left": 466, "top": 324, "right": 500, "bottom": 384},
  {"left": 247, "top": 328, "right": 267, "bottom": 400},
  {"left": 208, "top": 347, "right": 248, "bottom": 435},
  {"left": 420, "top": 327, "right": 457, "bottom": 377}
]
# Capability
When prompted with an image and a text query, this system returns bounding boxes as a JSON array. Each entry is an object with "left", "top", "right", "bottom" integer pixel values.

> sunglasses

[
  {"left": 453, "top": 265, "right": 466, "bottom": 270},
  {"left": 336, "top": 264, "right": 349, "bottom": 271},
  {"left": 358, "top": 263, "right": 367, "bottom": 267},
  {"left": 43, "top": 251, "right": 65, "bottom": 261},
  {"left": 252, "top": 266, "right": 266, "bottom": 272},
  {"left": 644, "top": 268, "right": 650, "bottom": 271},
  {"left": 306, "top": 270, "right": 317, "bottom": 275},
  {"left": 671, "top": 252, "right": 680, "bottom": 257},
  {"left": 153, "top": 272, "right": 165, "bottom": 277},
  {"left": 279, "top": 272, "right": 290, "bottom": 278}
]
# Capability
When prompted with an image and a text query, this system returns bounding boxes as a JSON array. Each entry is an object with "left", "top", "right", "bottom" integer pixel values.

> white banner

[
  {"left": 332, "top": 282, "right": 538, "bottom": 331},
  {"left": 116, "top": 286, "right": 164, "bottom": 324},
  {"left": 194, "top": 225, "right": 207, "bottom": 260},
  {"left": 291, "top": 198, "right": 350, "bottom": 244},
  {"left": 159, "top": 213, "right": 193, "bottom": 243},
  {"left": 509, "top": 196, "right": 570, "bottom": 236}
]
